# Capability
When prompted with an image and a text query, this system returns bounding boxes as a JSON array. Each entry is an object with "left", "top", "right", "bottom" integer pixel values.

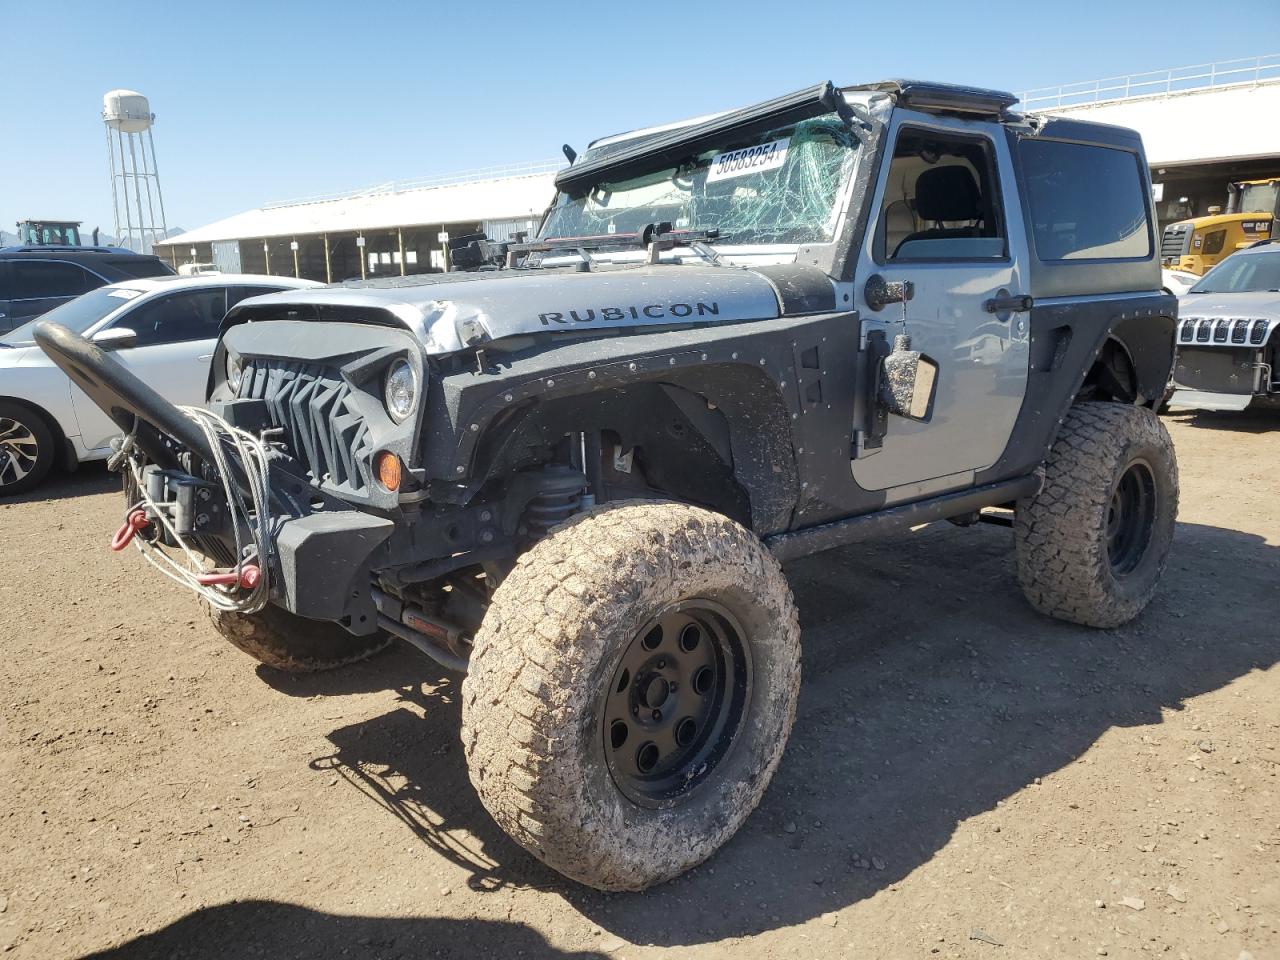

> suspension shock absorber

[{"left": 521, "top": 465, "right": 588, "bottom": 539}]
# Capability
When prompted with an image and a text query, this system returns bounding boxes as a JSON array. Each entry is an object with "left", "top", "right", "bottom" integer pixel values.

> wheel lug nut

[
  {"left": 656, "top": 658, "right": 666, "bottom": 669},
  {"left": 669, "top": 681, "right": 678, "bottom": 691},
  {"left": 652, "top": 709, "right": 662, "bottom": 721}
]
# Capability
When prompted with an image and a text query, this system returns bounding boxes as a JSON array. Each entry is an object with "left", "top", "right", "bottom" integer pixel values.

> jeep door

[{"left": 851, "top": 111, "right": 1031, "bottom": 495}]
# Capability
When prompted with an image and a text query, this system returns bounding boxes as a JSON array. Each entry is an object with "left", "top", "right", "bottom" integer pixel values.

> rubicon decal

[{"left": 539, "top": 302, "right": 721, "bottom": 325}]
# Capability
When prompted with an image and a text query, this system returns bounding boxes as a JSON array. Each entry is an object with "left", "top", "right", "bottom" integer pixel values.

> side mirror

[
  {"left": 880, "top": 334, "right": 939, "bottom": 422},
  {"left": 92, "top": 327, "right": 137, "bottom": 351}
]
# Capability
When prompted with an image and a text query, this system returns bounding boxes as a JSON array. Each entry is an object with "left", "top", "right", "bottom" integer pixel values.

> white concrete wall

[{"left": 1043, "top": 81, "right": 1280, "bottom": 167}]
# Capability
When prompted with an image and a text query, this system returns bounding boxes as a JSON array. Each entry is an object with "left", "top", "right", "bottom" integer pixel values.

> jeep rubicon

[{"left": 36, "top": 80, "right": 1179, "bottom": 892}]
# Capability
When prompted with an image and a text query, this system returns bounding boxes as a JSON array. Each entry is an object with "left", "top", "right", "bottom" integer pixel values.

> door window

[
  {"left": 118, "top": 289, "right": 228, "bottom": 346},
  {"left": 7, "top": 260, "right": 96, "bottom": 300},
  {"left": 876, "top": 129, "right": 1007, "bottom": 262}
]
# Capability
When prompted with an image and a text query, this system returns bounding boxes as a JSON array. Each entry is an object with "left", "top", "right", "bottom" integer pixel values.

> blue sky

[{"left": 4, "top": 0, "right": 1278, "bottom": 237}]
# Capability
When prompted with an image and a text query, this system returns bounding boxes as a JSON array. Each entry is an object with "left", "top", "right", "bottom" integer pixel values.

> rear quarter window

[{"left": 1019, "top": 139, "right": 1152, "bottom": 261}]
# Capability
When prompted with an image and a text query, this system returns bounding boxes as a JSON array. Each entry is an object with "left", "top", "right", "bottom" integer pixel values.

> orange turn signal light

[{"left": 374, "top": 450, "right": 402, "bottom": 491}]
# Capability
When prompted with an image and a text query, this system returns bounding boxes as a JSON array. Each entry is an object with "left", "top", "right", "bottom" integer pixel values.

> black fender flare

[{"left": 419, "top": 317, "right": 848, "bottom": 535}]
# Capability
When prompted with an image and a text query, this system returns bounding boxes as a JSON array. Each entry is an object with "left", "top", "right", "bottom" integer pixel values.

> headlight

[
  {"left": 384, "top": 358, "right": 417, "bottom": 423},
  {"left": 224, "top": 351, "right": 244, "bottom": 394}
]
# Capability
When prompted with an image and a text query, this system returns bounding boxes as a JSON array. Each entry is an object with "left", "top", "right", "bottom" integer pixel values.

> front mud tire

[
  {"left": 461, "top": 501, "right": 801, "bottom": 892},
  {"left": 1015, "top": 402, "right": 1179, "bottom": 628},
  {"left": 205, "top": 602, "right": 392, "bottom": 673}
]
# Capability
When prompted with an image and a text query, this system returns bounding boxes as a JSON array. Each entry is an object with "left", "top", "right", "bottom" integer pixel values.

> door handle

[
  {"left": 197, "top": 354, "right": 213, "bottom": 362},
  {"left": 983, "top": 294, "right": 1033, "bottom": 315}
]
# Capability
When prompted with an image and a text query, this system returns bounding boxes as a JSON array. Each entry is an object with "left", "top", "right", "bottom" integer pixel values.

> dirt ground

[{"left": 1, "top": 410, "right": 1276, "bottom": 960}]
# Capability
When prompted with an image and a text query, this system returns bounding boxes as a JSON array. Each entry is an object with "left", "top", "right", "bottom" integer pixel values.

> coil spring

[{"left": 521, "top": 467, "right": 587, "bottom": 538}]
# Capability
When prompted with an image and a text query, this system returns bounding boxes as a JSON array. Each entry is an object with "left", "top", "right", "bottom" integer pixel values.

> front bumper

[
  {"left": 138, "top": 462, "right": 394, "bottom": 632},
  {"left": 1169, "top": 344, "right": 1273, "bottom": 411}
]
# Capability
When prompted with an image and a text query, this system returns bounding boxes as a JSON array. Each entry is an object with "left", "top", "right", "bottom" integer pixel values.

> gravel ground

[{"left": 0, "top": 410, "right": 1276, "bottom": 960}]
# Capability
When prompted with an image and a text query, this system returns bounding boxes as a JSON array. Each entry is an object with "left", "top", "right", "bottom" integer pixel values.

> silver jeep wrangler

[{"left": 38, "top": 79, "right": 1179, "bottom": 891}]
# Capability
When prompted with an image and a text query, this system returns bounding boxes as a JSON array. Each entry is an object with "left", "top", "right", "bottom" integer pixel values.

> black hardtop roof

[
  {"left": 846, "top": 79, "right": 1018, "bottom": 117},
  {"left": 569, "top": 78, "right": 1147, "bottom": 193}
]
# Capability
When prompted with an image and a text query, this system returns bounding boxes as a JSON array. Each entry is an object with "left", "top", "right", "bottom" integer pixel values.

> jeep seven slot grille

[
  {"left": 1212, "top": 319, "right": 1229, "bottom": 342},
  {"left": 1195, "top": 320, "right": 1212, "bottom": 342},
  {"left": 1179, "top": 318, "right": 1197, "bottom": 343},
  {"left": 1252, "top": 319, "right": 1269, "bottom": 345},
  {"left": 1231, "top": 319, "right": 1249, "bottom": 344},
  {"left": 240, "top": 360, "right": 372, "bottom": 495}
]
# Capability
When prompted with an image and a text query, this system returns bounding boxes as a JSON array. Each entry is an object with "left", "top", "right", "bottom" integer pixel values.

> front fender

[{"left": 421, "top": 316, "right": 847, "bottom": 535}]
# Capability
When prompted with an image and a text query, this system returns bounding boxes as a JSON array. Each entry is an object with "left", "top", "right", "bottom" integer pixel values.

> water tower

[{"left": 102, "top": 89, "right": 169, "bottom": 253}]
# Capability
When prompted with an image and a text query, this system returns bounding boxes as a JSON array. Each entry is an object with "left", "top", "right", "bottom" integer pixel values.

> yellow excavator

[{"left": 1160, "top": 178, "right": 1279, "bottom": 274}]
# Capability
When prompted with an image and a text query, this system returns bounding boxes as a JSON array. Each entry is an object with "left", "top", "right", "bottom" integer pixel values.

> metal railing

[
  {"left": 264, "top": 159, "right": 564, "bottom": 210},
  {"left": 1018, "top": 53, "right": 1280, "bottom": 110}
]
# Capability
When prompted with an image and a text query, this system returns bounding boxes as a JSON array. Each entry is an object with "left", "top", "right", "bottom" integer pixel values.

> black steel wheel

[
  {"left": 1106, "top": 459, "right": 1156, "bottom": 575},
  {"left": 601, "top": 599, "right": 751, "bottom": 807}
]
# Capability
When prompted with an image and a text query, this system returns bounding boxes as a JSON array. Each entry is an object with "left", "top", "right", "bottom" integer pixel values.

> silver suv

[{"left": 1170, "top": 240, "right": 1280, "bottom": 412}]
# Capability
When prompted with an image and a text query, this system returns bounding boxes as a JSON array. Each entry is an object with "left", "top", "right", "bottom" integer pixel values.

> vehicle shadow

[
  {"left": 1164, "top": 406, "right": 1280, "bottom": 433},
  {"left": 307, "top": 518, "right": 1279, "bottom": 947},
  {"left": 255, "top": 643, "right": 448, "bottom": 698},
  {"left": 78, "top": 901, "right": 609, "bottom": 960},
  {"left": 3, "top": 460, "right": 115, "bottom": 505}
]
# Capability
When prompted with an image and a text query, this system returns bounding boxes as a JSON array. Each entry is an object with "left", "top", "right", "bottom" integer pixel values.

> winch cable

[{"left": 112, "top": 406, "right": 274, "bottom": 614}]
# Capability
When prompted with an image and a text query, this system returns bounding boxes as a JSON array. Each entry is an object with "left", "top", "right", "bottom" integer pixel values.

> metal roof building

[
  {"left": 1021, "top": 54, "right": 1280, "bottom": 227},
  {"left": 159, "top": 55, "right": 1280, "bottom": 281},
  {"left": 155, "top": 160, "right": 560, "bottom": 281}
]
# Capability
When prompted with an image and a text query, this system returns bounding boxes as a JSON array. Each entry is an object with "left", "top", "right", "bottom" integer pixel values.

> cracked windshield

[{"left": 541, "top": 113, "right": 860, "bottom": 247}]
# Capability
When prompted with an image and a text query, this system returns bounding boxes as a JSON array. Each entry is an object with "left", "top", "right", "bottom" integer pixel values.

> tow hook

[{"left": 110, "top": 510, "right": 151, "bottom": 551}]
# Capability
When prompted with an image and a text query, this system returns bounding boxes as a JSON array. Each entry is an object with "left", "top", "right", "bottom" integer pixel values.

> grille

[
  {"left": 1195, "top": 319, "right": 1211, "bottom": 342},
  {"left": 1231, "top": 319, "right": 1249, "bottom": 344},
  {"left": 1251, "top": 319, "right": 1269, "bottom": 345},
  {"left": 1212, "top": 319, "right": 1229, "bottom": 343},
  {"left": 1160, "top": 224, "right": 1191, "bottom": 260},
  {"left": 240, "top": 360, "right": 373, "bottom": 494},
  {"left": 1179, "top": 319, "right": 1196, "bottom": 343}
]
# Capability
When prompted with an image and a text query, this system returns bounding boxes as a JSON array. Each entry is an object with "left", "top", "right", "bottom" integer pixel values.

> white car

[
  {"left": 1162, "top": 268, "right": 1200, "bottom": 296},
  {"left": 0, "top": 274, "right": 320, "bottom": 494}
]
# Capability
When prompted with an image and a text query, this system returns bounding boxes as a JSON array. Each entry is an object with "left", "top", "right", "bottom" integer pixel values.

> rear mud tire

[
  {"left": 461, "top": 501, "right": 801, "bottom": 891},
  {"left": 205, "top": 602, "right": 392, "bottom": 673},
  {"left": 1015, "top": 402, "right": 1179, "bottom": 628}
]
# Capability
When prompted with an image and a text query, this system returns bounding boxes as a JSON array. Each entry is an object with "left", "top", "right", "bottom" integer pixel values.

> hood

[
  {"left": 1179, "top": 290, "right": 1280, "bottom": 316},
  {"left": 0, "top": 345, "right": 39, "bottom": 367},
  {"left": 233, "top": 264, "right": 798, "bottom": 356}
]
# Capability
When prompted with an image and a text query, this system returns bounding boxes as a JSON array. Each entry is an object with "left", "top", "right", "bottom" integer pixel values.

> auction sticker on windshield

[{"left": 705, "top": 137, "right": 790, "bottom": 183}]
